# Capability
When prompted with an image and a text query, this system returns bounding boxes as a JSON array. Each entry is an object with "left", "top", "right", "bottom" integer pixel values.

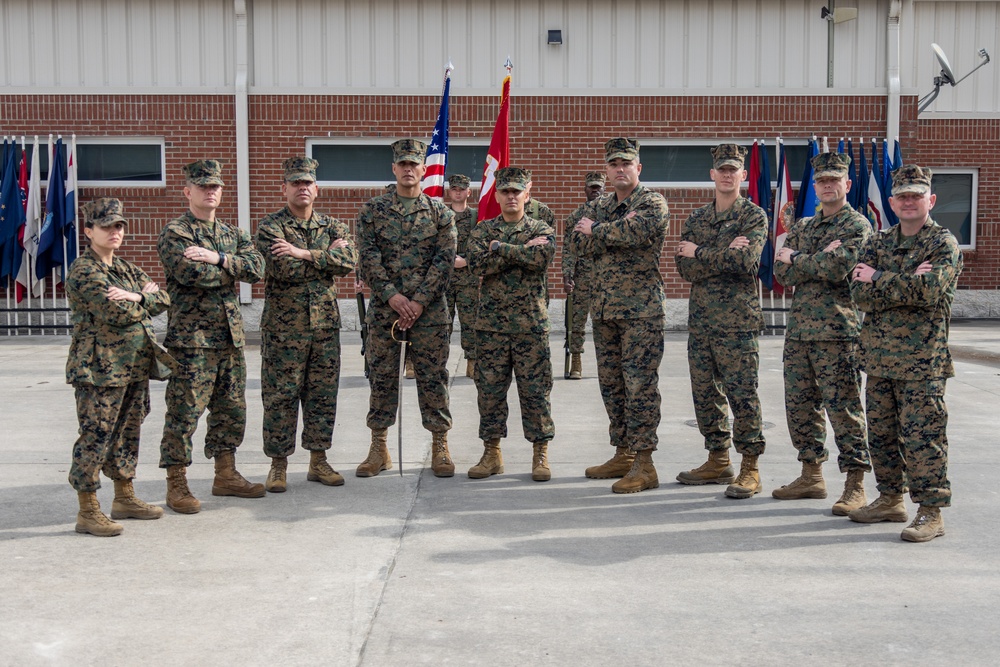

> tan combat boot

[
  {"left": 848, "top": 493, "right": 908, "bottom": 523},
  {"left": 266, "top": 457, "right": 288, "bottom": 493},
  {"left": 676, "top": 449, "right": 736, "bottom": 485},
  {"left": 585, "top": 447, "right": 635, "bottom": 479},
  {"left": 165, "top": 464, "right": 201, "bottom": 514},
  {"left": 110, "top": 479, "right": 164, "bottom": 520},
  {"left": 76, "top": 491, "right": 123, "bottom": 537},
  {"left": 832, "top": 468, "right": 867, "bottom": 516},
  {"left": 430, "top": 432, "right": 455, "bottom": 478},
  {"left": 725, "top": 454, "right": 762, "bottom": 499},
  {"left": 356, "top": 428, "right": 392, "bottom": 477},
  {"left": 212, "top": 450, "right": 266, "bottom": 498},
  {"left": 405, "top": 356, "right": 415, "bottom": 379},
  {"left": 569, "top": 353, "right": 582, "bottom": 380},
  {"left": 612, "top": 450, "right": 658, "bottom": 494},
  {"left": 532, "top": 442, "right": 551, "bottom": 482},
  {"left": 468, "top": 439, "right": 504, "bottom": 478},
  {"left": 466, "top": 359, "right": 475, "bottom": 379},
  {"left": 771, "top": 461, "right": 827, "bottom": 500},
  {"left": 901, "top": 506, "right": 945, "bottom": 542},
  {"left": 308, "top": 450, "right": 345, "bottom": 486}
]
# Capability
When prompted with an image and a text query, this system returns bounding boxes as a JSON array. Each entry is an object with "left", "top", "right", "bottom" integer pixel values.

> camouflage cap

[
  {"left": 391, "top": 139, "right": 427, "bottom": 164},
  {"left": 447, "top": 174, "right": 471, "bottom": 189},
  {"left": 183, "top": 160, "right": 225, "bottom": 186},
  {"left": 282, "top": 156, "right": 318, "bottom": 182},
  {"left": 811, "top": 151, "right": 851, "bottom": 179},
  {"left": 495, "top": 167, "right": 532, "bottom": 191},
  {"left": 585, "top": 171, "right": 607, "bottom": 186},
  {"left": 82, "top": 197, "right": 127, "bottom": 228},
  {"left": 604, "top": 138, "right": 639, "bottom": 162},
  {"left": 891, "top": 164, "right": 933, "bottom": 196},
  {"left": 711, "top": 144, "right": 748, "bottom": 170}
]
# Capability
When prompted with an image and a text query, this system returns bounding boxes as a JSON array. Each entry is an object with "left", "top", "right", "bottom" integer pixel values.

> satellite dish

[{"left": 931, "top": 43, "right": 957, "bottom": 85}]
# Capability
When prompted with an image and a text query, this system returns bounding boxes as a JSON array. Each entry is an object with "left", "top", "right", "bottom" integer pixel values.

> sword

[
  {"left": 356, "top": 292, "right": 370, "bottom": 378},
  {"left": 564, "top": 292, "right": 574, "bottom": 379},
  {"left": 391, "top": 320, "right": 408, "bottom": 477}
]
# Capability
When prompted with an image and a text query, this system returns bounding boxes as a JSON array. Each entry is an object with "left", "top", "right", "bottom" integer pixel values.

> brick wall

[{"left": 3, "top": 93, "right": 996, "bottom": 303}]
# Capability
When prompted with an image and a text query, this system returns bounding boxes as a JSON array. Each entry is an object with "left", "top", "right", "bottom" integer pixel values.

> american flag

[{"left": 420, "top": 65, "right": 452, "bottom": 200}]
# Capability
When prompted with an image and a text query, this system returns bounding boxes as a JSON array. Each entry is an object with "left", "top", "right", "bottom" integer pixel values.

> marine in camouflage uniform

[
  {"left": 67, "top": 198, "right": 176, "bottom": 536},
  {"left": 848, "top": 165, "right": 963, "bottom": 543},
  {"left": 771, "top": 151, "right": 872, "bottom": 515},
  {"left": 466, "top": 167, "right": 556, "bottom": 482},
  {"left": 158, "top": 160, "right": 266, "bottom": 514},
  {"left": 445, "top": 174, "right": 480, "bottom": 378},
  {"left": 562, "top": 171, "right": 606, "bottom": 379},
  {"left": 676, "top": 144, "right": 768, "bottom": 499},
  {"left": 570, "top": 138, "right": 669, "bottom": 494},
  {"left": 256, "top": 157, "right": 358, "bottom": 493},
  {"left": 356, "top": 139, "right": 457, "bottom": 478}
]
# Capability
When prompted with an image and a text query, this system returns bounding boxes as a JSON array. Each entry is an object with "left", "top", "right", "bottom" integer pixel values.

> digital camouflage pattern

[
  {"left": 687, "top": 332, "right": 765, "bottom": 456},
  {"left": 676, "top": 196, "right": 767, "bottom": 333},
  {"left": 811, "top": 151, "right": 851, "bottom": 179},
  {"left": 357, "top": 190, "right": 455, "bottom": 431},
  {"left": 852, "top": 217, "right": 963, "bottom": 507},
  {"left": 66, "top": 248, "right": 175, "bottom": 387},
  {"left": 157, "top": 211, "right": 265, "bottom": 349},
  {"left": 183, "top": 159, "right": 225, "bottom": 186},
  {"left": 678, "top": 196, "right": 767, "bottom": 455},
  {"left": 562, "top": 201, "right": 594, "bottom": 353},
  {"left": 356, "top": 191, "right": 455, "bottom": 327},
  {"left": 391, "top": 139, "right": 427, "bottom": 163},
  {"left": 66, "top": 247, "right": 174, "bottom": 492},
  {"left": 69, "top": 383, "right": 149, "bottom": 492},
  {"left": 475, "top": 331, "right": 554, "bottom": 443},
  {"left": 282, "top": 156, "right": 318, "bottom": 182},
  {"left": 604, "top": 138, "right": 639, "bottom": 162},
  {"left": 468, "top": 214, "right": 555, "bottom": 334},
  {"left": 256, "top": 206, "right": 358, "bottom": 457},
  {"left": 447, "top": 206, "right": 480, "bottom": 360},
  {"left": 567, "top": 184, "right": 669, "bottom": 451},
  {"left": 593, "top": 318, "right": 664, "bottom": 451},
  {"left": 468, "top": 211, "right": 555, "bottom": 444},
  {"left": 157, "top": 211, "right": 264, "bottom": 467},
  {"left": 160, "top": 345, "right": 248, "bottom": 466},
  {"left": 851, "top": 218, "right": 963, "bottom": 380},
  {"left": 82, "top": 197, "right": 127, "bottom": 228},
  {"left": 774, "top": 203, "right": 871, "bottom": 471},
  {"left": 711, "top": 143, "right": 747, "bottom": 170},
  {"left": 365, "top": 322, "right": 452, "bottom": 431}
]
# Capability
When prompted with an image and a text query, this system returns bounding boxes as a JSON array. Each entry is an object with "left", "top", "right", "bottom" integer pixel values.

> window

[
  {"left": 636, "top": 140, "right": 811, "bottom": 187},
  {"left": 5, "top": 137, "right": 166, "bottom": 187},
  {"left": 308, "top": 139, "right": 489, "bottom": 187},
  {"left": 931, "top": 169, "right": 977, "bottom": 249}
]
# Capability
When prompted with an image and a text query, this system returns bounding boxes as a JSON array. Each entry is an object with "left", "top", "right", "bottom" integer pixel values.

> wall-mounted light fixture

[{"left": 547, "top": 30, "right": 563, "bottom": 46}]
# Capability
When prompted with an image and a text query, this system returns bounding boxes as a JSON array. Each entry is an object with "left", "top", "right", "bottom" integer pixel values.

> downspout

[
  {"left": 886, "top": 0, "right": 902, "bottom": 143},
  {"left": 234, "top": 0, "right": 252, "bottom": 304}
]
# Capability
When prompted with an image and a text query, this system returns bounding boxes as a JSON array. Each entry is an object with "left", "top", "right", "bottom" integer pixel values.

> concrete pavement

[{"left": 1, "top": 322, "right": 999, "bottom": 666}]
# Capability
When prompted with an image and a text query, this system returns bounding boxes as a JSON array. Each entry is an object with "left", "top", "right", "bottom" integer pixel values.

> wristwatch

[
  {"left": 216, "top": 251, "right": 227, "bottom": 267},
  {"left": 490, "top": 240, "right": 500, "bottom": 251}
]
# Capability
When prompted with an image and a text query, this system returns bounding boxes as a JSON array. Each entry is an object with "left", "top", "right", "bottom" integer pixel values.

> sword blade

[{"left": 396, "top": 338, "right": 407, "bottom": 477}]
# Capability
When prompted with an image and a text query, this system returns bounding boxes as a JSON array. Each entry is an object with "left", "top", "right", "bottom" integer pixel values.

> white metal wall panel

[
  {"left": 0, "top": 0, "right": 233, "bottom": 91},
  {"left": 908, "top": 1, "right": 1000, "bottom": 114}
]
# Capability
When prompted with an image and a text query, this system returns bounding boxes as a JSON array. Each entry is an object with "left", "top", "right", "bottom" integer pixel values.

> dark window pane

[
  {"left": 311, "top": 143, "right": 489, "bottom": 183},
  {"left": 637, "top": 143, "right": 810, "bottom": 184},
  {"left": 445, "top": 145, "right": 489, "bottom": 183},
  {"left": 78, "top": 144, "right": 163, "bottom": 181},
  {"left": 931, "top": 172, "right": 973, "bottom": 246}
]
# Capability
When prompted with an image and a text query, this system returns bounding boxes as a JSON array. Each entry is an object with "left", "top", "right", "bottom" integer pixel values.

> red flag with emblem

[{"left": 477, "top": 69, "right": 511, "bottom": 222}]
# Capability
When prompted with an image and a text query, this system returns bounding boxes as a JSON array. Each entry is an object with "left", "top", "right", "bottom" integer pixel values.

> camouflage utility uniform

[
  {"left": 774, "top": 203, "right": 871, "bottom": 471},
  {"left": 67, "top": 248, "right": 175, "bottom": 491},
  {"left": 158, "top": 212, "right": 265, "bottom": 467},
  {"left": 851, "top": 218, "right": 963, "bottom": 508},
  {"left": 468, "top": 214, "right": 556, "bottom": 443},
  {"left": 677, "top": 196, "right": 768, "bottom": 457},
  {"left": 256, "top": 206, "right": 358, "bottom": 458},
  {"left": 563, "top": 201, "right": 594, "bottom": 354},
  {"left": 357, "top": 191, "right": 456, "bottom": 432},
  {"left": 447, "top": 205, "right": 480, "bottom": 362},
  {"left": 572, "top": 184, "right": 669, "bottom": 452}
]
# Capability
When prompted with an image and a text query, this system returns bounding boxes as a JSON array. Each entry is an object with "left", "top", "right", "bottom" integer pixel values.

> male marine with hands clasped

[
  {"left": 445, "top": 174, "right": 480, "bottom": 379},
  {"left": 675, "top": 144, "right": 768, "bottom": 500},
  {"left": 466, "top": 167, "right": 556, "bottom": 482},
  {"left": 573, "top": 138, "right": 670, "bottom": 494},
  {"left": 256, "top": 157, "right": 358, "bottom": 493},
  {"left": 849, "top": 165, "right": 963, "bottom": 542},
  {"left": 355, "top": 139, "right": 457, "bottom": 478},
  {"left": 158, "top": 160, "right": 266, "bottom": 514},
  {"left": 771, "top": 151, "right": 872, "bottom": 515}
]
